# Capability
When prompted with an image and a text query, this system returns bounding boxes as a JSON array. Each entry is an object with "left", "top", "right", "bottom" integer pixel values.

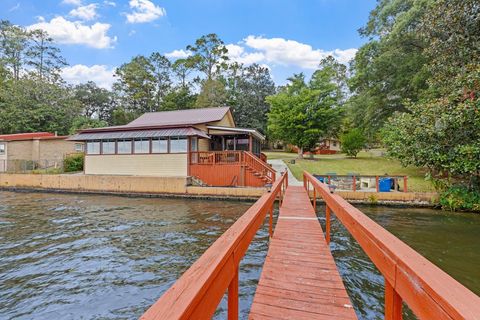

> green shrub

[
  {"left": 340, "top": 129, "right": 366, "bottom": 158},
  {"left": 64, "top": 153, "right": 84, "bottom": 172},
  {"left": 439, "top": 186, "right": 480, "bottom": 212}
]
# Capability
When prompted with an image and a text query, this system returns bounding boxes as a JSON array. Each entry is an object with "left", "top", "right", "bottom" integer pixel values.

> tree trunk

[{"left": 297, "top": 147, "right": 304, "bottom": 159}]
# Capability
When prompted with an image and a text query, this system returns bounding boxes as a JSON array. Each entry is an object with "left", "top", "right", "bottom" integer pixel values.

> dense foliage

[
  {"left": 340, "top": 129, "right": 366, "bottom": 158},
  {"left": 63, "top": 153, "right": 84, "bottom": 173},
  {"left": 267, "top": 57, "right": 345, "bottom": 158},
  {"left": 0, "top": 23, "right": 275, "bottom": 135}
]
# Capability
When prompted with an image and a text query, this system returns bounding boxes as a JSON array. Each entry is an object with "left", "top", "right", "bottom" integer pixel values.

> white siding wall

[{"left": 85, "top": 154, "right": 188, "bottom": 176}]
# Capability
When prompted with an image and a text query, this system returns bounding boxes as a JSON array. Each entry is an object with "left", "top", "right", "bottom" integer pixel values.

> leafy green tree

[
  {"left": 110, "top": 107, "right": 137, "bottom": 126},
  {"left": 74, "top": 81, "right": 114, "bottom": 121},
  {"left": 26, "top": 29, "right": 66, "bottom": 82},
  {"left": 149, "top": 52, "right": 172, "bottom": 108},
  {"left": 172, "top": 58, "right": 194, "bottom": 89},
  {"left": 113, "top": 55, "right": 156, "bottom": 113},
  {"left": 267, "top": 58, "right": 344, "bottom": 158},
  {"left": 161, "top": 87, "right": 196, "bottom": 110},
  {"left": 0, "top": 20, "right": 29, "bottom": 81},
  {"left": 69, "top": 116, "right": 108, "bottom": 134},
  {"left": 340, "top": 129, "right": 366, "bottom": 158},
  {"left": 348, "top": 0, "right": 432, "bottom": 137},
  {"left": 195, "top": 78, "right": 228, "bottom": 108},
  {"left": 187, "top": 33, "right": 229, "bottom": 80},
  {"left": 228, "top": 64, "right": 275, "bottom": 133}
]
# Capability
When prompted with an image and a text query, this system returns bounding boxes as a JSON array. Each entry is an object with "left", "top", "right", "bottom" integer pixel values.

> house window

[
  {"left": 134, "top": 139, "right": 150, "bottom": 154},
  {"left": 0, "top": 143, "right": 5, "bottom": 155},
  {"left": 102, "top": 140, "right": 115, "bottom": 154},
  {"left": 190, "top": 137, "right": 198, "bottom": 151},
  {"left": 117, "top": 139, "right": 132, "bottom": 154},
  {"left": 333, "top": 141, "right": 337, "bottom": 147},
  {"left": 86, "top": 141, "right": 100, "bottom": 154},
  {"left": 170, "top": 137, "right": 187, "bottom": 153},
  {"left": 152, "top": 138, "right": 168, "bottom": 153},
  {"left": 74, "top": 143, "right": 84, "bottom": 152}
]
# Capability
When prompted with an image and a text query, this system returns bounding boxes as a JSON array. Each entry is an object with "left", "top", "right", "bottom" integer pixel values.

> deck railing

[
  {"left": 140, "top": 172, "right": 288, "bottom": 320},
  {"left": 189, "top": 151, "right": 276, "bottom": 183},
  {"left": 303, "top": 171, "right": 480, "bottom": 320}
]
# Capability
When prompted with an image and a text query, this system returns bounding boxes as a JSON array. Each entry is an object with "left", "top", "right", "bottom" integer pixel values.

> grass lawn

[{"left": 265, "top": 150, "right": 435, "bottom": 192}]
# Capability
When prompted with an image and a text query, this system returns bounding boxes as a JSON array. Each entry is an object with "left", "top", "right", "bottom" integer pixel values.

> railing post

[
  {"left": 376, "top": 176, "right": 379, "bottom": 192},
  {"left": 353, "top": 176, "right": 356, "bottom": 192},
  {"left": 326, "top": 205, "right": 331, "bottom": 244},
  {"left": 385, "top": 279, "right": 403, "bottom": 320},
  {"left": 403, "top": 176, "right": 408, "bottom": 193},
  {"left": 228, "top": 266, "right": 239, "bottom": 320},
  {"left": 269, "top": 205, "right": 273, "bottom": 238},
  {"left": 313, "top": 188, "right": 316, "bottom": 210}
]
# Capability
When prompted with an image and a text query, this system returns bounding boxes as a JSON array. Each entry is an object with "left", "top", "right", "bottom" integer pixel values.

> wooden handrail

[
  {"left": 244, "top": 151, "right": 276, "bottom": 182},
  {"left": 140, "top": 172, "right": 288, "bottom": 320},
  {"left": 303, "top": 171, "right": 480, "bottom": 320}
]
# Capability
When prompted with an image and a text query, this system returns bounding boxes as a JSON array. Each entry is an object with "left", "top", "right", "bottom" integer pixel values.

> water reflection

[{"left": 0, "top": 191, "right": 268, "bottom": 320}]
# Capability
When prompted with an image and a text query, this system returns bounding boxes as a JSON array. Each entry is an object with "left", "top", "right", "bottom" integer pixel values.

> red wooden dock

[
  {"left": 249, "top": 186, "right": 357, "bottom": 319},
  {"left": 140, "top": 171, "right": 480, "bottom": 320}
]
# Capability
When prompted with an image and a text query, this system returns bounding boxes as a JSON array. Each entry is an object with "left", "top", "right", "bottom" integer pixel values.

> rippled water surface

[
  {"left": 0, "top": 191, "right": 265, "bottom": 319},
  {"left": 320, "top": 205, "right": 480, "bottom": 320},
  {"left": 1, "top": 191, "right": 479, "bottom": 320}
]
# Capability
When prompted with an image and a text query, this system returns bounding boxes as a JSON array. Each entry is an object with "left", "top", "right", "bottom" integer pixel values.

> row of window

[{"left": 86, "top": 137, "right": 191, "bottom": 155}]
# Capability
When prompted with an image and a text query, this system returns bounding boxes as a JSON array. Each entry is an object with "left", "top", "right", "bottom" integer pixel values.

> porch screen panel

[
  {"left": 118, "top": 139, "right": 132, "bottom": 154},
  {"left": 87, "top": 141, "right": 100, "bottom": 154},
  {"left": 152, "top": 138, "right": 168, "bottom": 153},
  {"left": 102, "top": 140, "right": 115, "bottom": 154},
  {"left": 134, "top": 139, "right": 149, "bottom": 154},
  {"left": 170, "top": 137, "right": 187, "bottom": 153}
]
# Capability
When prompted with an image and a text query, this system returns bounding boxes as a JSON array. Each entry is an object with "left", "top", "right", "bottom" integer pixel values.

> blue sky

[{"left": 1, "top": 0, "right": 377, "bottom": 88}]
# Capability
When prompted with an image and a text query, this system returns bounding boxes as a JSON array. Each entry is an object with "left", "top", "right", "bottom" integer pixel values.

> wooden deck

[{"left": 249, "top": 186, "right": 358, "bottom": 320}]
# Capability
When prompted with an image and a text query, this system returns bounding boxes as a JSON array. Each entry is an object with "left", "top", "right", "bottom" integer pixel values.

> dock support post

[
  {"left": 313, "top": 188, "right": 317, "bottom": 210},
  {"left": 376, "top": 176, "right": 379, "bottom": 192},
  {"left": 385, "top": 280, "right": 403, "bottom": 320},
  {"left": 326, "top": 205, "right": 331, "bottom": 244},
  {"left": 353, "top": 176, "right": 356, "bottom": 192},
  {"left": 228, "top": 267, "right": 239, "bottom": 320},
  {"left": 403, "top": 176, "right": 408, "bottom": 193},
  {"left": 269, "top": 205, "right": 273, "bottom": 238}
]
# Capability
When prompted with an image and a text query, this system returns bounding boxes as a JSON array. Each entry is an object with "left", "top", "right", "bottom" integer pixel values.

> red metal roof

[
  {"left": 128, "top": 107, "right": 231, "bottom": 127},
  {"left": 68, "top": 127, "right": 210, "bottom": 141},
  {"left": 0, "top": 132, "right": 61, "bottom": 141}
]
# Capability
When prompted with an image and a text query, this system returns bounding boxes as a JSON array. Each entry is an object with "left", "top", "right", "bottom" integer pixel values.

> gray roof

[
  {"left": 207, "top": 126, "right": 265, "bottom": 141},
  {"left": 127, "top": 107, "right": 231, "bottom": 127},
  {"left": 68, "top": 127, "right": 210, "bottom": 141}
]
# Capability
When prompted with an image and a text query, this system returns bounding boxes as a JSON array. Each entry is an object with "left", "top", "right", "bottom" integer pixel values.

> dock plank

[{"left": 249, "top": 186, "right": 357, "bottom": 320}]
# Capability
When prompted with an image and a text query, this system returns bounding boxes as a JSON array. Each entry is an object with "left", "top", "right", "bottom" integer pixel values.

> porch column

[{"left": 249, "top": 135, "right": 253, "bottom": 153}]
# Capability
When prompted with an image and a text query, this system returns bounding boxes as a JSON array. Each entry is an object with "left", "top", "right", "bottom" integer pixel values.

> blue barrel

[
  {"left": 313, "top": 175, "right": 325, "bottom": 183},
  {"left": 379, "top": 178, "right": 392, "bottom": 192}
]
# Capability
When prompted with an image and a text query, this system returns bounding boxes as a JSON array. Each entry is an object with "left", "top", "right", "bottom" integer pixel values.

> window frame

[
  {"left": 152, "top": 137, "right": 169, "bottom": 154},
  {"left": 101, "top": 140, "right": 116, "bottom": 154},
  {"left": 170, "top": 136, "right": 188, "bottom": 153},
  {"left": 86, "top": 140, "right": 101, "bottom": 155},
  {"left": 134, "top": 138, "right": 150, "bottom": 154},
  {"left": 117, "top": 139, "right": 133, "bottom": 154}
]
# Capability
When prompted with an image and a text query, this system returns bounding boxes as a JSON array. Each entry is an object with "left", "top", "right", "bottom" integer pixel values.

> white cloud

[
  {"left": 243, "top": 35, "right": 357, "bottom": 69},
  {"left": 27, "top": 16, "right": 116, "bottom": 49},
  {"left": 62, "top": 0, "right": 83, "bottom": 5},
  {"left": 225, "top": 44, "right": 265, "bottom": 65},
  {"left": 104, "top": 1, "right": 116, "bottom": 6},
  {"left": 61, "top": 64, "right": 115, "bottom": 89},
  {"left": 126, "top": 0, "right": 166, "bottom": 24},
  {"left": 69, "top": 4, "right": 98, "bottom": 21},
  {"left": 9, "top": 3, "right": 20, "bottom": 12},
  {"left": 165, "top": 49, "right": 191, "bottom": 59}
]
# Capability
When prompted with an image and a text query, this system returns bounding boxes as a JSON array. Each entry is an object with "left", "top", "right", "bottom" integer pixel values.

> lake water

[{"left": 0, "top": 191, "right": 479, "bottom": 319}]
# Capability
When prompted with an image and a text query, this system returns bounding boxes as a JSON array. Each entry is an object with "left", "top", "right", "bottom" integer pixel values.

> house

[
  {"left": 68, "top": 107, "right": 275, "bottom": 187},
  {"left": 0, "top": 132, "right": 84, "bottom": 172},
  {"left": 288, "top": 138, "right": 341, "bottom": 155}
]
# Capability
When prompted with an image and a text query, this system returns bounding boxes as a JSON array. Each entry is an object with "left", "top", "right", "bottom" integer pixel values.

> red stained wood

[
  {"left": 304, "top": 171, "right": 480, "bottom": 320},
  {"left": 139, "top": 173, "right": 287, "bottom": 320},
  {"left": 249, "top": 186, "right": 357, "bottom": 320}
]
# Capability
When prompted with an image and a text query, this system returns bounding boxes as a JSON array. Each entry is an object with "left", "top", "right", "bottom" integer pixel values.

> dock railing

[
  {"left": 304, "top": 171, "right": 480, "bottom": 320},
  {"left": 140, "top": 172, "right": 288, "bottom": 320}
]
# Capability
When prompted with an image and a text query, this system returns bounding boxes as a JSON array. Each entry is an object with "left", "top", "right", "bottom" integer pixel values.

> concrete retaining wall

[{"left": 0, "top": 173, "right": 265, "bottom": 199}]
